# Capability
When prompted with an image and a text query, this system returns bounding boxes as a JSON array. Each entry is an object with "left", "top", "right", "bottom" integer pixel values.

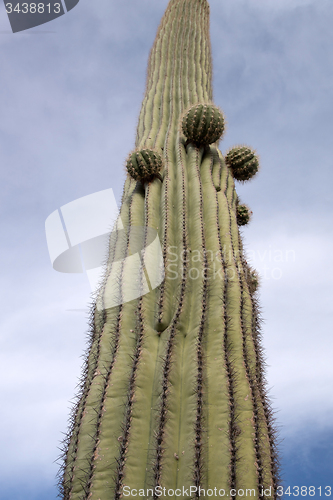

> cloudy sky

[{"left": 0, "top": 0, "right": 332, "bottom": 498}]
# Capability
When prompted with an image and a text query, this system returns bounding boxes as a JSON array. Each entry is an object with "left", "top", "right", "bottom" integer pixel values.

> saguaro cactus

[{"left": 59, "top": 0, "right": 280, "bottom": 498}]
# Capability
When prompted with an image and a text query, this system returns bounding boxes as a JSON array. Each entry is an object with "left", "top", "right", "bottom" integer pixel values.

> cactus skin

[
  {"left": 237, "top": 203, "right": 252, "bottom": 226},
  {"left": 182, "top": 103, "right": 225, "bottom": 145},
  {"left": 126, "top": 148, "right": 163, "bottom": 183},
  {"left": 226, "top": 146, "right": 259, "bottom": 181},
  {"left": 59, "top": 1, "right": 280, "bottom": 499}
]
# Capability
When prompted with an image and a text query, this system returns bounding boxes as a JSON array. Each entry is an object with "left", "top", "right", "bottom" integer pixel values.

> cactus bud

[
  {"left": 182, "top": 103, "right": 225, "bottom": 146},
  {"left": 225, "top": 146, "right": 259, "bottom": 181},
  {"left": 236, "top": 203, "right": 252, "bottom": 226},
  {"left": 126, "top": 148, "right": 163, "bottom": 182},
  {"left": 247, "top": 268, "right": 260, "bottom": 295}
]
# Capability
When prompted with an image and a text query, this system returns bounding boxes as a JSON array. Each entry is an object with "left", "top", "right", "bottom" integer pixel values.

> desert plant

[{"left": 59, "top": 1, "right": 279, "bottom": 499}]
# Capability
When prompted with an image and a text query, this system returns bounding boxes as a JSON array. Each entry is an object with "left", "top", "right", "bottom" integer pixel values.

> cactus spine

[{"left": 59, "top": 1, "right": 280, "bottom": 499}]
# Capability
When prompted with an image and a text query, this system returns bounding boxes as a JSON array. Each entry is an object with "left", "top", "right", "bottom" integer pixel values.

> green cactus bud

[
  {"left": 126, "top": 148, "right": 163, "bottom": 182},
  {"left": 225, "top": 146, "right": 259, "bottom": 181},
  {"left": 60, "top": 1, "right": 280, "bottom": 498},
  {"left": 181, "top": 103, "right": 225, "bottom": 145},
  {"left": 237, "top": 203, "right": 252, "bottom": 226},
  {"left": 247, "top": 268, "right": 260, "bottom": 295}
]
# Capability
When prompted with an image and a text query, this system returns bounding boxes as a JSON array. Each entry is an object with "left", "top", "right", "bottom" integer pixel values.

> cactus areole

[{"left": 59, "top": 1, "right": 280, "bottom": 499}]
